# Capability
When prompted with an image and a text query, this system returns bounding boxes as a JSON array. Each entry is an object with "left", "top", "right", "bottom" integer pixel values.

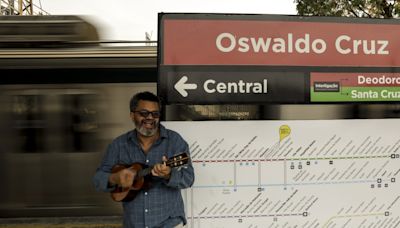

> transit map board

[
  {"left": 164, "top": 119, "right": 400, "bottom": 228},
  {"left": 158, "top": 13, "right": 400, "bottom": 104}
]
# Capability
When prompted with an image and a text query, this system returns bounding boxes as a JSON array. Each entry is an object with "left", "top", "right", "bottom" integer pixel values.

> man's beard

[{"left": 135, "top": 119, "right": 159, "bottom": 137}]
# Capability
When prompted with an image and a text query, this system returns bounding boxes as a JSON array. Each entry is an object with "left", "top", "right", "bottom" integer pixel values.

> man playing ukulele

[{"left": 93, "top": 91, "right": 195, "bottom": 228}]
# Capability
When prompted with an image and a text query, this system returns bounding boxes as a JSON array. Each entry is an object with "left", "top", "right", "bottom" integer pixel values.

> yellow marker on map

[{"left": 279, "top": 125, "right": 291, "bottom": 142}]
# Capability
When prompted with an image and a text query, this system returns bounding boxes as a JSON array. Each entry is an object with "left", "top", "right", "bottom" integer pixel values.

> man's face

[{"left": 131, "top": 100, "right": 160, "bottom": 137}]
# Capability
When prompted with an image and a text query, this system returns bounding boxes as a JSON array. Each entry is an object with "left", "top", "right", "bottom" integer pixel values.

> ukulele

[{"left": 110, "top": 153, "right": 189, "bottom": 202}]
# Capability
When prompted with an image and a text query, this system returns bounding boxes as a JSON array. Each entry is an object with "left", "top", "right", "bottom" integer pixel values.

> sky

[{"left": 41, "top": 0, "right": 297, "bottom": 41}]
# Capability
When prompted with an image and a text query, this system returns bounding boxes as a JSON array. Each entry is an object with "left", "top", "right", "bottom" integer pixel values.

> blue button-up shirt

[{"left": 93, "top": 124, "right": 195, "bottom": 228}]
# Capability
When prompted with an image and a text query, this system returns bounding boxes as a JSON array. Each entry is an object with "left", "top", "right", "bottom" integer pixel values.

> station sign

[
  {"left": 158, "top": 13, "right": 400, "bottom": 104},
  {"left": 311, "top": 72, "right": 400, "bottom": 102},
  {"left": 161, "top": 71, "right": 306, "bottom": 104}
]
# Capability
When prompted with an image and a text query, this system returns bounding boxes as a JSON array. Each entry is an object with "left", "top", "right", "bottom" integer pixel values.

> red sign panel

[{"left": 162, "top": 18, "right": 400, "bottom": 67}]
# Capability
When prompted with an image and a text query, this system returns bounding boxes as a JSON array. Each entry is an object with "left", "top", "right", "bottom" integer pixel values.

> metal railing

[{"left": 0, "top": 0, "right": 49, "bottom": 16}]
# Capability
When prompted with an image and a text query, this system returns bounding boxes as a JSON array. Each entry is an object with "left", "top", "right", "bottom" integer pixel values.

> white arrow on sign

[{"left": 174, "top": 75, "right": 198, "bottom": 97}]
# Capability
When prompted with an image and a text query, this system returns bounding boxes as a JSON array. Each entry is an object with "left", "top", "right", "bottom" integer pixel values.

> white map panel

[{"left": 163, "top": 119, "right": 400, "bottom": 228}]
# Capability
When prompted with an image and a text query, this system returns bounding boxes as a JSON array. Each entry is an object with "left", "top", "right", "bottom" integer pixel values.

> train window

[
  {"left": 5, "top": 90, "right": 100, "bottom": 153},
  {"left": 12, "top": 95, "right": 46, "bottom": 153},
  {"left": 63, "top": 94, "right": 99, "bottom": 152}
]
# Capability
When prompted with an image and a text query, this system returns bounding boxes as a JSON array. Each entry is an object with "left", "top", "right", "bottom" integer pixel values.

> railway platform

[{"left": 0, "top": 216, "right": 122, "bottom": 228}]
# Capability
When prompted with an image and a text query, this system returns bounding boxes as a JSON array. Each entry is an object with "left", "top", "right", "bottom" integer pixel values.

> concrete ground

[{"left": 0, "top": 216, "right": 123, "bottom": 228}]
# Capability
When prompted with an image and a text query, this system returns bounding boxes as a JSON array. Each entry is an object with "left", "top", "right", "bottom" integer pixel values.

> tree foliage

[{"left": 295, "top": 0, "right": 400, "bottom": 18}]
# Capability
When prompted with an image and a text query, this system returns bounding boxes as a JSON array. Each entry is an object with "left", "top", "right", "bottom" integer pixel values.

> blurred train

[
  {"left": 0, "top": 15, "right": 158, "bottom": 217},
  {"left": 0, "top": 15, "right": 399, "bottom": 218}
]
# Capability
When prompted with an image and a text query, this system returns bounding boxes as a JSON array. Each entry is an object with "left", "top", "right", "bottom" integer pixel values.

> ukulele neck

[
  {"left": 136, "top": 154, "right": 188, "bottom": 178},
  {"left": 137, "top": 166, "right": 153, "bottom": 178}
]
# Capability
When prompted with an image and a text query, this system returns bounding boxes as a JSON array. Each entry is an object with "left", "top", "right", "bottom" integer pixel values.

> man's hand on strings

[{"left": 152, "top": 156, "right": 171, "bottom": 179}]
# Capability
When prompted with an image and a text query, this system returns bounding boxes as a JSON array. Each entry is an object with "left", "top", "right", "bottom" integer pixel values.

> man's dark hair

[{"left": 129, "top": 91, "right": 161, "bottom": 112}]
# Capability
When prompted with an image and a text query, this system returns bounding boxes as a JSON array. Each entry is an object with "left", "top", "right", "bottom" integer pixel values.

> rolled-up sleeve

[
  {"left": 165, "top": 135, "right": 195, "bottom": 189},
  {"left": 167, "top": 164, "right": 194, "bottom": 189}
]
